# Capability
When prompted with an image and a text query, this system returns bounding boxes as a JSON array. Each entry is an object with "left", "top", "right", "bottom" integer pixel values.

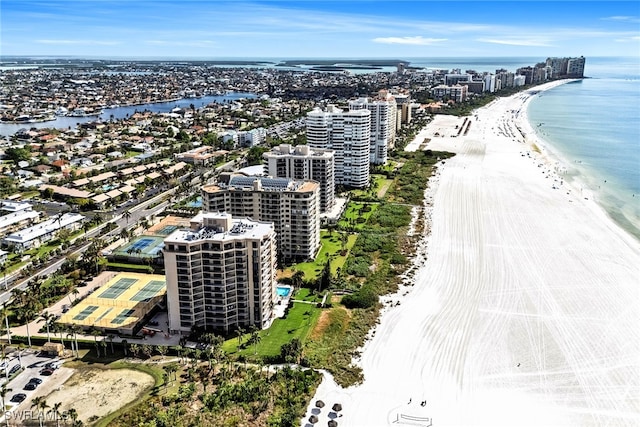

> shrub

[{"left": 341, "top": 286, "right": 378, "bottom": 309}]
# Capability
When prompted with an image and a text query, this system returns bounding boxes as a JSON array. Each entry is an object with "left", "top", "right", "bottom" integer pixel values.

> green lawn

[
  {"left": 337, "top": 202, "right": 379, "bottom": 231},
  {"left": 287, "top": 231, "right": 357, "bottom": 281},
  {"left": 222, "top": 302, "right": 321, "bottom": 358},
  {"left": 347, "top": 174, "right": 390, "bottom": 199},
  {"left": 292, "top": 287, "right": 322, "bottom": 303}
]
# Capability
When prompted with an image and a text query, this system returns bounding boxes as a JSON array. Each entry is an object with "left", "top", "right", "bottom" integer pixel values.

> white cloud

[
  {"left": 602, "top": 16, "right": 640, "bottom": 23},
  {"left": 144, "top": 40, "right": 216, "bottom": 48},
  {"left": 614, "top": 35, "right": 640, "bottom": 42},
  {"left": 35, "top": 39, "right": 120, "bottom": 45},
  {"left": 477, "top": 38, "right": 552, "bottom": 47},
  {"left": 372, "top": 36, "right": 447, "bottom": 45}
]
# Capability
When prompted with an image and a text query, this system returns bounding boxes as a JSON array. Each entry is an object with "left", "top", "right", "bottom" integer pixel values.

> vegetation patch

[
  {"left": 337, "top": 202, "right": 378, "bottom": 231},
  {"left": 223, "top": 302, "right": 321, "bottom": 359},
  {"left": 285, "top": 231, "right": 357, "bottom": 281}
]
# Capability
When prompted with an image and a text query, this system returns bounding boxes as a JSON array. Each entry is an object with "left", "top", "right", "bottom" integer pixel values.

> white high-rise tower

[
  {"left": 306, "top": 105, "right": 370, "bottom": 188},
  {"left": 349, "top": 91, "right": 397, "bottom": 165}
]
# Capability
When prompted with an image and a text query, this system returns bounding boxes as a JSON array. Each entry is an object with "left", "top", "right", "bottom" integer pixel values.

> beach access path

[{"left": 303, "top": 80, "right": 640, "bottom": 427}]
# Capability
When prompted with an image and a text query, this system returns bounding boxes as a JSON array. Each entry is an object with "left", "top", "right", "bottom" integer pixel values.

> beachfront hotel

[
  {"left": 262, "top": 143, "right": 335, "bottom": 213},
  {"left": 163, "top": 212, "right": 277, "bottom": 334},
  {"left": 306, "top": 105, "right": 371, "bottom": 188},
  {"left": 349, "top": 91, "right": 397, "bottom": 165},
  {"left": 201, "top": 174, "right": 320, "bottom": 261}
]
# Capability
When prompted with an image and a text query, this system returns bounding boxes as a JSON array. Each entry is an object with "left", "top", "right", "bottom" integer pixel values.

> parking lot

[{"left": 0, "top": 350, "right": 71, "bottom": 420}]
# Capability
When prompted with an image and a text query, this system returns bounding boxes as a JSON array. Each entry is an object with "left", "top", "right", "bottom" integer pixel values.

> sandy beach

[{"left": 304, "top": 80, "right": 640, "bottom": 427}]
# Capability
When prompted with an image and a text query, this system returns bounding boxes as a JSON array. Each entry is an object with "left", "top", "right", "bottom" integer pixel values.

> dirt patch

[
  {"left": 376, "top": 180, "right": 393, "bottom": 198},
  {"left": 43, "top": 367, "right": 154, "bottom": 422},
  {"left": 310, "top": 310, "right": 331, "bottom": 340},
  {"left": 276, "top": 268, "right": 294, "bottom": 280}
]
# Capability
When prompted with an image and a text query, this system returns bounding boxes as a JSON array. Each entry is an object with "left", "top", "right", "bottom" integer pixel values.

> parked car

[
  {"left": 8, "top": 364, "right": 21, "bottom": 375},
  {"left": 10, "top": 393, "right": 26, "bottom": 403},
  {"left": 44, "top": 361, "right": 62, "bottom": 370},
  {"left": 23, "top": 382, "right": 37, "bottom": 391},
  {"left": 28, "top": 377, "right": 42, "bottom": 385},
  {"left": 39, "top": 368, "right": 54, "bottom": 376}
]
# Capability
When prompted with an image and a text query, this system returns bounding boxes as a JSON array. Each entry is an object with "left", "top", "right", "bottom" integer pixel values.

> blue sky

[{"left": 1, "top": 1, "right": 639, "bottom": 58}]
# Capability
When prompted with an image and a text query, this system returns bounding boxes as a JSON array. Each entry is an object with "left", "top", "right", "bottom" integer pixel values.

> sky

[{"left": 1, "top": 1, "right": 639, "bottom": 59}]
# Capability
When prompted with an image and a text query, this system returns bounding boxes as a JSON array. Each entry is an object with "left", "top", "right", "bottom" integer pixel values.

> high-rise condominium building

[
  {"left": 163, "top": 212, "right": 277, "bottom": 334},
  {"left": 201, "top": 174, "right": 320, "bottom": 261},
  {"left": 393, "top": 93, "right": 412, "bottom": 127},
  {"left": 263, "top": 144, "right": 335, "bottom": 213},
  {"left": 306, "top": 105, "right": 370, "bottom": 188},
  {"left": 349, "top": 92, "right": 397, "bottom": 165},
  {"left": 566, "top": 56, "right": 586, "bottom": 77},
  {"left": 546, "top": 56, "right": 585, "bottom": 78}
]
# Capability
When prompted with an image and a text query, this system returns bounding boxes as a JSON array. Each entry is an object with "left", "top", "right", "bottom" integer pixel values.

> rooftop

[{"left": 164, "top": 213, "right": 274, "bottom": 244}]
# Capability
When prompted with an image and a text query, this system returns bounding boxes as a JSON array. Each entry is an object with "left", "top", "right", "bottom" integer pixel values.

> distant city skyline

[{"left": 1, "top": 1, "right": 639, "bottom": 58}]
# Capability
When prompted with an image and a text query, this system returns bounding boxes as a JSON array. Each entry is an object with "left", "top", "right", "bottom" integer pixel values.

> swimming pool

[{"left": 276, "top": 286, "right": 291, "bottom": 297}]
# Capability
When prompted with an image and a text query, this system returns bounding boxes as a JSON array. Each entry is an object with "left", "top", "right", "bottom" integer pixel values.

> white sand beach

[{"left": 304, "top": 80, "right": 640, "bottom": 427}]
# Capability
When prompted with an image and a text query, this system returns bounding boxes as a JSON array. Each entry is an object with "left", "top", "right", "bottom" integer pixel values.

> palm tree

[
  {"left": 157, "top": 345, "right": 167, "bottom": 360},
  {"left": 291, "top": 270, "right": 304, "bottom": 291},
  {"left": 91, "top": 329, "right": 102, "bottom": 357},
  {"left": 68, "top": 324, "right": 82, "bottom": 358},
  {"left": 31, "top": 396, "right": 49, "bottom": 427},
  {"left": 49, "top": 323, "right": 63, "bottom": 348},
  {"left": 67, "top": 282, "right": 78, "bottom": 305},
  {"left": 66, "top": 407, "right": 78, "bottom": 426},
  {"left": 0, "top": 384, "right": 12, "bottom": 413},
  {"left": 50, "top": 401, "right": 63, "bottom": 427},
  {"left": 130, "top": 343, "right": 140, "bottom": 359},
  {"left": 0, "top": 263, "right": 8, "bottom": 290},
  {"left": 236, "top": 326, "right": 245, "bottom": 346},
  {"left": 123, "top": 210, "right": 132, "bottom": 224},
  {"left": 22, "top": 308, "right": 36, "bottom": 348},
  {"left": 1, "top": 303, "right": 11, "bottom": 345},
  {"left": 107, "top": 334, "right": 115, "bottom": 354},
  {"left": 119, "top": 228, "right": 130, "bottom": 242},
  {"left": 141, "top": 344, "right": 153, "bottom": 359},
  {"left": 249, "top": 327, "right": 261, "bottom": 355},
  {"left": 38, "top": 311, "right": 56, "bottom": 343}
]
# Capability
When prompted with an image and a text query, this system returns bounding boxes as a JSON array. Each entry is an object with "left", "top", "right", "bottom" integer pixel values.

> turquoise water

[
  {"left": 527, "top": 62, "right": 640, "bottom": 239},
  {"left": 186, "top": 196, "right": 202, "bottom": 208},
  {"left": 276, "top": 286, "right": 291, "bottom": 297}
]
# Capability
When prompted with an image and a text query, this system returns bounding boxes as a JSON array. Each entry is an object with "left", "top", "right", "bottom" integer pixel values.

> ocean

[{"left": 526, "top": 57, "right": 640, "bottom": 239}]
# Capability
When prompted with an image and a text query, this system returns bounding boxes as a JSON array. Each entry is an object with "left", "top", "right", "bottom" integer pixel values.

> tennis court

[
  {"left": 112, "top": 235, "right": 165, "bottom": 258},
  {"left": 73, "top": 305, "right": 99, "bottom": 321},
  {"left": 145, "top": 215, "right": 191, "bottom": 236},
  {"left": 131, "top": 280, "right": 165, "bottom": 302},
  {"left": 58, "top": 272, "right": 167, "bottom": 334},
  {"left": 112, "top": 309, "right": 136, "bottom": 325},
  {"left": 98, "top": 277, "right": 138, "bottom": 299},
  {"left": 155, "top": 225, "right": 179, "bottom": 236}
]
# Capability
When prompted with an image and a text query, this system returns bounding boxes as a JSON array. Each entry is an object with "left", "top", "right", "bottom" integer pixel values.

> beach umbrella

[
  {"left": 309, "top": 415, "right": 319, "bottom": 424},
  {"left": 315, "top": 400, "right": 325, "bottom": 408},
  {"left": 332, "top": 403, "right": 342, "bottom": 412},
  {"left": 328, "top": 420, "right": 338, "bottom": 427}
]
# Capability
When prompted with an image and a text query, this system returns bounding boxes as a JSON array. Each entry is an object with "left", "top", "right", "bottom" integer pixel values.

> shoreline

[
  {"left": 523, "top": 83, "right": 640, "bottom": 241},
  {"left": 303, "top": 80, "right": 640, "bottom": 426},
  {"left": 515, "top": 80, "right": 640, "bottom": 244}
]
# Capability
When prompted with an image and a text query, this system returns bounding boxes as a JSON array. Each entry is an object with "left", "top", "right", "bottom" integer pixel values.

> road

[{"left": 0, "top": 186, "right": 177, "bottom": 306}]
